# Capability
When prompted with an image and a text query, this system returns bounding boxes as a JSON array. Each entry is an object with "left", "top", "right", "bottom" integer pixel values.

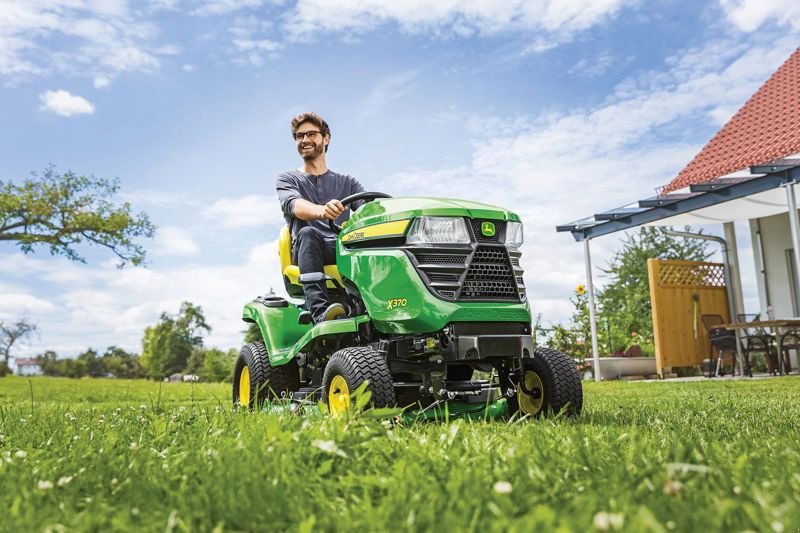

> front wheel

[
  {"left": 509, "top": 347, "right": 583, "bottom": 417},
  {"left": 322, "top": 347, "right": 396, "bottom": 415},
  {"left": 232, "top": 341, "right": 300, "bottom": 409}
]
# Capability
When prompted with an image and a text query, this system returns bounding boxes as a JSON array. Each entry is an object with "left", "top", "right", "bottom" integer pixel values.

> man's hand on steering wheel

[
  {"left": 327, "top": 191, "right": 393, "bottom": 234},
  {"left": 321, "top": 199, "right": 345, "bottom": 220}
]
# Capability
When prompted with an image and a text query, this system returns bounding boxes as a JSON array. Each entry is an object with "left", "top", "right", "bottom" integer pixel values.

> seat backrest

[
  {"left": 701, "top": 314, "right": 724, "bottom": 331},
  {"left": 278, "top": 225, "right": 293, "bottom": 274},
  {"left": 277, "top": 225, "right": 343, "bottom": 299}
]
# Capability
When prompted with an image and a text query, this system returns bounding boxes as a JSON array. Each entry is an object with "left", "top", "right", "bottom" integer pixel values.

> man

[{"left": 276, "top": 112, "right": 365, "bottom": 323}]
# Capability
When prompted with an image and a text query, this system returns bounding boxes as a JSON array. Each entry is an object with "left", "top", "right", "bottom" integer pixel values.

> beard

[{"left": 298, "top": 140, "right": 324, "bottom": 161}]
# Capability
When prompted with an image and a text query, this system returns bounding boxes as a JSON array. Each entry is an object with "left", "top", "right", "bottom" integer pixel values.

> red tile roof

[
  {"left": 15, "top": 358, "right": 38, "bottom": 366},
  {"left": 663, "top": 46, "right": 800, "bottom": 193}
]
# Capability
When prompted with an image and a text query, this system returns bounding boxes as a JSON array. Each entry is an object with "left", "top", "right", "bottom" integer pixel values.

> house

[
  {"left": 14, "top": 358, "right": 43, "bottom": 376},
  {"left": 557, "top": 46, "right": 800, "bottom": 379}
]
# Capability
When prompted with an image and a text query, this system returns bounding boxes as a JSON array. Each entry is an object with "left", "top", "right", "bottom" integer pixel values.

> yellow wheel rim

[
  {"left": 239, "top": 366, "right": 251, "bottom": 406},
  {"left": 328, "top": 375, "right": 350, "bottom": 416},
  {"left": 518, "top": 371, "right": 544, "bottom": 415}
]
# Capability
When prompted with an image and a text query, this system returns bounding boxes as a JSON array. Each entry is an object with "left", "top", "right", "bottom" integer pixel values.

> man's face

[{"left": 295, "top": 122, "right": 327, "bottom": 161}]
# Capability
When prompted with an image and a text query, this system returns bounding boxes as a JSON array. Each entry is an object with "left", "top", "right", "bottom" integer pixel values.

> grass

[{"left": 1, "top": 376, "right": 799, "bottom": 532}]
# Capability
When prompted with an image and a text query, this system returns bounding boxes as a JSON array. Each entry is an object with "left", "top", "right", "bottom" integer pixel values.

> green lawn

[{"left": 1, "top": 376, "right": 798, "bottom": 531}]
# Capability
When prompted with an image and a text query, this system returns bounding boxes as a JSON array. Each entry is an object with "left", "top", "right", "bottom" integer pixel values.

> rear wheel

[
  {"left": 232, "top": 341, "right": 300, "bottom": 409},
  {"left": 509, "top": 347, "right": 582, "bottom": 417},
  {"left": 322, "top": 347, "right": 395, "bottom": 415}
]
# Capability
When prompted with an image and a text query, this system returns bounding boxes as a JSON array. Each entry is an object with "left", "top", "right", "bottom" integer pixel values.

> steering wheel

[{"left": 328, "top": 191, "right": 392, "bottom": 234}]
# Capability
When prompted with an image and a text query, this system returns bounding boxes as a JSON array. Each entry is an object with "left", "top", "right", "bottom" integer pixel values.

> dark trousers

[{"left": 294, "top": 226, "right": 337, "bottom": 321}]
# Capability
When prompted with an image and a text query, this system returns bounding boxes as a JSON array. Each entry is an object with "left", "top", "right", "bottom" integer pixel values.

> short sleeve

[{"left": 276, "top": 173, "right": 301, "bottom": 216}]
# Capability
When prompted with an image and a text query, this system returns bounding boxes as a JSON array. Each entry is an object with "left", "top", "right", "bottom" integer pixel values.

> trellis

[{"left": 647, "top": 259, "right": 730, "bottom": 376}]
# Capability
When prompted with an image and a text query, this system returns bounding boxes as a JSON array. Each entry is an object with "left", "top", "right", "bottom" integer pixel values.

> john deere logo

[{"left": 481, "top": 221, "right": 496, "bottom": 237}]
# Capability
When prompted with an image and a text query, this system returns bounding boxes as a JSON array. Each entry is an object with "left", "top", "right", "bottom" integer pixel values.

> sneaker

[{"left": 318, "top": 303, "right": 346, "bottom": 323}]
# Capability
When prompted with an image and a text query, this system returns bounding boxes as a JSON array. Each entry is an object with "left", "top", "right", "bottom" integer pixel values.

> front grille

[
  {"left": 428, "top": 272, "right": 460, "bottom": 283},
  {"left": 460, "top": 246, "right": 517, "bottom": 300},
  {"left": 408, "top": 238, "right": 523, "bottom": 302},
  {"left": 415, "top": 254, "right": 468, "bottom": 264}
]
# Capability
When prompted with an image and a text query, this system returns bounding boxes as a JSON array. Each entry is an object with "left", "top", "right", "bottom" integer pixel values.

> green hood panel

[{"left": 344, "top": 197, "right": 521, "bottom": 234}]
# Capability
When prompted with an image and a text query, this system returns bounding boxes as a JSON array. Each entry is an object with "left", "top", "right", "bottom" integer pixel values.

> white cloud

[
  {"left": 192, "top": 0, "right": 268, "bottom": 16},
  {"left": 153, "top": 226, "right": 200, "bottom": 256},
  {"left": 286, "top": 0, "right": 633, "bottom": 40},
  {"left": 0, "top": 239, "right": 285, "bottom": 357},
  {"left": 361, "top": 70, "right": 419, "bottom": 117},
  {"left": 376, "top": 34, "right": 799, "bottom": 324},
  {"left": 0, "top": 292, "right": 57, "bottom": 316},
  {"left": 93, "top": 75, "right": 110, "bottom": 89},
  {"left": 38, "top": 90, "right": 95, "bottom": 117},
  {"left": 719, "top": 0, "right": 800, "bottom": 32},
  {"left": 0, "top": 1, "right": 169, "bottom": 84},
  {"left": 203, "top": 195, "right": 284, "bottom": 229}
]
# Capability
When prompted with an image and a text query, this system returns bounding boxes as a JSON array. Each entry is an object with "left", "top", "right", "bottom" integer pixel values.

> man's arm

[{"left": 292, "top": 198, "right": 345, "bottom": 221}]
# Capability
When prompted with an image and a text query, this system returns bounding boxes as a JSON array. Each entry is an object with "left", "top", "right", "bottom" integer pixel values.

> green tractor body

[{"left": 235, "top": 195, "right": 582, "bottom": 418}]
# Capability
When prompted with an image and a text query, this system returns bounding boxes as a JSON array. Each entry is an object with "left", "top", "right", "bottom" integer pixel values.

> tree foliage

[
  {"left": 0, "top": 167, "right": 155, "bottom": 266},
  {"left": 36, "top": 346, "right": 144, "bottom": 378},
  {"left": 0, "top": 319, "right": 37, "bottom": 364},
  {"left": 141, "top": 302, "right": 211, "bottom": 380},
  {"left": 598, "top": 226, "right": 710, "bottom": 341}
]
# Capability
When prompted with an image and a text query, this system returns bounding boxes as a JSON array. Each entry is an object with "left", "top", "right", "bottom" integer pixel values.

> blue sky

[{"left": 1, "top": 0, "right": 799, "bottom": 358}]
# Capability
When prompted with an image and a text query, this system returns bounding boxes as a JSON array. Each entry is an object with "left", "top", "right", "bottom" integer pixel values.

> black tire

[
  {"left": 232, "top": 341, "right": 300, "bottom": 409},
  {"left": 509, "top": 347, "right": 583, "bottom": 417},
  {"left": 322, "top": 346, "right": 395, "bottom": 414}
]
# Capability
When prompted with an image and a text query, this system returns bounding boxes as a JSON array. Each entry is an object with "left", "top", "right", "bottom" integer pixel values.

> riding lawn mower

[{"left": 232, "top": 192, "right": 582, "bottom": 419}]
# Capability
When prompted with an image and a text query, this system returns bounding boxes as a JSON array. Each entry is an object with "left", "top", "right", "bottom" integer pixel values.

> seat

[
  {"left": 278, "top": 225, "right": 343, "bottom": 299},
  {"left": 736, "top": 314, "right": 772, "bottom": 377},
  {"left": 701, "top": 314, "right": 737, "bottom": 377},
  {"left": 777, "top": 329, "right": 798, "bottom": 374}
]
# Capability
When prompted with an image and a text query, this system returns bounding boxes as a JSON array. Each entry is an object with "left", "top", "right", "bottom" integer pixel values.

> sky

[{"left": 2, "top": 0, "right": 800, "bottom": 360}]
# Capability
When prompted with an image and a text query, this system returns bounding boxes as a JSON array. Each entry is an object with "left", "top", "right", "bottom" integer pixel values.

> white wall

[
  {"left": 751, "top": 212, "right": 798, "bottom": 317},
  {"left": 17, "top": 365, "right": 43, "bottom": 376},
  {"left": 750, "top": 211, "right": 799, "bottom": 369}
]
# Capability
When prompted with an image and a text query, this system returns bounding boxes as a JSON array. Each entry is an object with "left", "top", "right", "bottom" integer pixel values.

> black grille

[
  {"left": 469, "top": 219, "right": 504, "bottom": 243},
  {"left": 428, "top": 272, "right": 460, "bottom": 283},
  {"left": 415, "top": 254, "right": 468, "bottom": 264},
  {"left": 460, "top": 246, "right": 517, "bottom": 300},
  {"left": 407, "top": 220, "right": 524, "bottom": 302}
]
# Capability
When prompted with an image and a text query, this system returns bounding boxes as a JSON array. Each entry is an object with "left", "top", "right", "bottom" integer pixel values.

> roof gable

[{"left": 663, "top": 46, "right": 800, "bottom": 193}]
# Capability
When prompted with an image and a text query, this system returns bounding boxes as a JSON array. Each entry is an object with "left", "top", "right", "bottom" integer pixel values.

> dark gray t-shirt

[{"left": 275, "top": 169, "right": 365, "bottom": 242}]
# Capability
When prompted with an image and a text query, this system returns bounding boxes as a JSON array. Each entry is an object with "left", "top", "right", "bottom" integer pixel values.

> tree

[
  {"left": 598, "top": 226, "right": 710, "bottom": 341},
  {"left": 198, "top": 348, "right": 236, "bottom": 382},
  {"left": 0, "top": 319, "right": 37, "bottom": 365},
  {"left": 0, "top": 167, "right": 155, "bottom": 266},
  {"left": 101, "top": 346, "right": 144, "bottom": 378},
  {"left": 141, "top": 302, "right": 211, "bottom": 379}
]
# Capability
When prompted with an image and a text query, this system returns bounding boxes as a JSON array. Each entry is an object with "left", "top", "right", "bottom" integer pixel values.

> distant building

[{"left": 14, "top": 358, "right": 43, "bottom": 376}]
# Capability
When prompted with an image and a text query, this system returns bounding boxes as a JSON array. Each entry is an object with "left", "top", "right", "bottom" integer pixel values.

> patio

[{"left": 557, "top": 47, "right": 800, "bottom": 381}]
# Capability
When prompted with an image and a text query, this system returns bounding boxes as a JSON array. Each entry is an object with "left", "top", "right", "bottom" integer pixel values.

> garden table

[{"left": 721, "top": 319, "right": 800, "bottom": 376}]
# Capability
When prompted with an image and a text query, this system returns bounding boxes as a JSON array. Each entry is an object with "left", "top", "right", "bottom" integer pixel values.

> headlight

[
  {"left": 506, "top": 221, "right": 523, "bottom": 248},
  {"left": 406, "top": 217, "right": 471, "bottom": 244}
]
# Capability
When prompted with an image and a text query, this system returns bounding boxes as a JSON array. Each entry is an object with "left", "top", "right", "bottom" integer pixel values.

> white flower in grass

[
  {"left": 593, "top": 511, "right": 624, "bottom": 530},
  {"left": 57, "top": 476, "right": 73, "bottom": 487},
  {"left": 139, "top": 405, "right": 147, "bottom": 412},
  {"left": 772, "top": 522, "right": 784, "bottom": 533},
  {"left": 14, "top": 450, "right": 27, "bottom": 459},
  {"left": 38, "top": 480, "right": 54, "bottom": 490},
  {"left": 493, "top": 481, "right": 512, "bottom": 494}
]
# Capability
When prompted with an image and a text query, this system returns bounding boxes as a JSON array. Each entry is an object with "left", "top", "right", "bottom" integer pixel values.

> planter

[{"left": 597, "top": 357, "right": 657, "bottom": 380}]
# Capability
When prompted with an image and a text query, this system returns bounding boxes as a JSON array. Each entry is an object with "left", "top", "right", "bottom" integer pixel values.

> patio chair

[
  {"left": 736, "top": 314, "right": 772, "bottom": 376},
  {"left": 777, "top": 329, "right": 798, "bottom": 374},
  {"left": 701, "top": 314, "right": 737, "bottom": 377}
]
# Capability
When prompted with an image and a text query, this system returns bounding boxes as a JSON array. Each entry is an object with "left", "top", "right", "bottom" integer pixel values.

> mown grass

[{"left": 1, "top": 376, "right": 799, "bottom": 532}]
